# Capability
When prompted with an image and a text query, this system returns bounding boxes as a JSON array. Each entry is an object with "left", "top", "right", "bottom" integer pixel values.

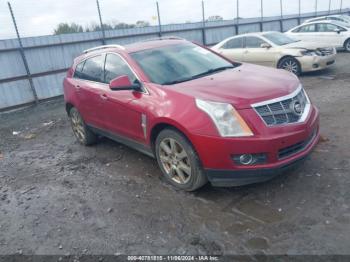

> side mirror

[
  {"left": 261, "top": 43, "right": 271, "bottom": 49},
  {"left": 334, "top": 28, "right": 341, "bottom": 34},
  {"left": 109, "top": 75, "right": 141, "bottom": 91}
]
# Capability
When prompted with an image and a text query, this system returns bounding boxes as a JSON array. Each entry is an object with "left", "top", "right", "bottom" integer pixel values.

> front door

[
  {"left": 241, "top": 36, "right": 276, "bottom": 67},
  {"left": 102, "top": 53, "right": 147, "bottom": 143}
]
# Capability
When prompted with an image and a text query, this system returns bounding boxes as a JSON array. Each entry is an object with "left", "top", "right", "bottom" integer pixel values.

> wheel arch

[{"left": 149, "top": 120, "right": 199, "bottom": 158}]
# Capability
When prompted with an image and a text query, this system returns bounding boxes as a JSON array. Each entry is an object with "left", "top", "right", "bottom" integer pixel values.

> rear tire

[
  {"left": 277, "top": 57, "right": 301, "bottom": 76},
  {"left": 69, "top": 107, "right": 97, "bottom": 146},
  {"left": 344, "top": 39, "right": 350, "bottom": 52},
  {"left": 155, "top": 129, "right": 207, "bottom": 191}
]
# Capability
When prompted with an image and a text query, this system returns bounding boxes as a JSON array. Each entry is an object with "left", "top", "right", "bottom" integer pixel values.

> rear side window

[
  {"left": 104, "top": 54, "right": 137, "bottom": 84},
  {"left": 74, "top": 55, "right": 105, "bottom": 83},
  {"left": 295, "top": 24, "right": 316, "bottom": 33},
  {"left": 244, "top": 36, "right": 266, "bottom": 48},
  {"left": 223, "top": 37, "right": 243, "bottom": 49}
]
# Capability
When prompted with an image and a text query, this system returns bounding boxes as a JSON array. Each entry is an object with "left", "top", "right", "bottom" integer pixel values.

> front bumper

[
  {"left": 297, "top": 54, "right": 336, "bottom": 72},
  {"left": 190, "top": 105, "right": 320, "bottom": 187}
]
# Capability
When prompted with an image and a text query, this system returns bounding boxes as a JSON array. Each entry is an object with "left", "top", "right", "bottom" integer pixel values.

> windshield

[
  {"left": 262, "top": 32, "right": 298, "bottom": 46},
  {"left": 130, "top": 43, "right": 237, "bottom": 85}
]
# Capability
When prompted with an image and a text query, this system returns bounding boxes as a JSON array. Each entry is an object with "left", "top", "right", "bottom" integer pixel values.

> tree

[
  {"left": 136, "top": 20, "right": 150, "bottom": 27},
  {"left": 53, "top": 23, "right": 84, "bottom": 35}
]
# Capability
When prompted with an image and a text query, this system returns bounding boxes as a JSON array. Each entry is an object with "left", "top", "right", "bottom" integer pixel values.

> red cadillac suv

[{"left": 64, "top": 38, "right": 320, "bottom": 191}]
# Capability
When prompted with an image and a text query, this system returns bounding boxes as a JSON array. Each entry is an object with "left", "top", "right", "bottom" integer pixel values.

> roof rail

[
  {"left": 142, "top": 36, "right": 185, "bottom": 42},
  {"left": 83, "top": 44, "right": 125, "bottom": 54}
]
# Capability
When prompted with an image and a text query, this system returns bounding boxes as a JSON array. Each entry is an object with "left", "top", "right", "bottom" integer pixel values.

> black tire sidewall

[
  {"left": 345, "top": 39, "right": 350, "bottom": 52},
  {"left": 155, "top": 129, "right": 207, "bottom": 191}
]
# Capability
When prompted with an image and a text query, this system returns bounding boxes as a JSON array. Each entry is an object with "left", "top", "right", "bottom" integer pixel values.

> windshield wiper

[
  {"left": 190, "top": 66, "right": 234, "bottom": 80},
  {"left": 162, "top": 66, "right": 234, "bottom": 85}
]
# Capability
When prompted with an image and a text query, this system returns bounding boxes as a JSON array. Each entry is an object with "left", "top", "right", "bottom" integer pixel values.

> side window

[
  {"left": 104, "top": 54, "right": 137, "bottom": 84},
  {"left": 298, "top": 24, "right": 316, "bottom": 33},
  {"left": 223, "top": 38, "right": 243, "bottom": 49},
  {"left": 78, "top": 55, "right": 105, "bottom": 82},
  {"left": 244, "top": 37, "right": 266, "bottom": 48},
  {"left": 73, "top": 61, "right": 85, "bottom": 79},
  {"left": 317, "top": 23, "right": 338, "bottom": 32}
]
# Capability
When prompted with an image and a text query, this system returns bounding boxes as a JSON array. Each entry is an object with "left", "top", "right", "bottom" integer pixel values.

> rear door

[
  {"left": 217, "top": 37, "right": 244, "bottom": 61},
  {"left": 73, "top": 54, "right": 108, "bottom": 129},
  {"left": 241, "top": 36, "right": 277, "bottom": 67}
]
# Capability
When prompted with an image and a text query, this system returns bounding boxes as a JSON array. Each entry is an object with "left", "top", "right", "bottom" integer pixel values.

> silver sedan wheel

[
  {"left": 70, "top": 110, "right": 86, "bottom": 143},
  {"left": 159, "top": 138, "right": 191, "bottom": 185},
  {"left": 281, "top": 59, "right": 299, "bottom": 74}
]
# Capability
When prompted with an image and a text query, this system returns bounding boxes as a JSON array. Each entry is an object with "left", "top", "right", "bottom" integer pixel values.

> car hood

[
  {"left": 283, "top": 41, "right": 332, "bottom": 50},
  {"left": 168, "top": 63, "right": 300, "bottom": 109}
]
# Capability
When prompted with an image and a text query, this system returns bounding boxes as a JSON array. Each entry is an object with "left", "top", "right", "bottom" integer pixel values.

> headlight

[
  {"left": 300, "top": 50, "right": 321, "bottom": 56},
  {"left": 195, "top": 99, "right": 253, "bottom": 137}
]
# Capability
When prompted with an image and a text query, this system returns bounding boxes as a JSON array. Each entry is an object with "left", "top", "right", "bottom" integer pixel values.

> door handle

[
  {"left": 75, "top": 84, "right": 81, "bottom": 90},
  {"left": 100, "top": 94, "right": 108, "bottom": 100}
]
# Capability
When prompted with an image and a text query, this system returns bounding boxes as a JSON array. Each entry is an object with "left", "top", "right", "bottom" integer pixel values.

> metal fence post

[
  {"left": 340, "top": 0, "right": 343, "bottom": 13},
  {"left": 315, "top": 0, "right": 318, "bottom": 17},
  {"left": 96, "top": 0, "right": 106, "bottom": 45},
  {"left": 279, "top": 0, "right": 283, "bottom": 32},
  {"left": 298, "top": 0, "right": 301, "bottom": 25},
  {"left": 328, "top": 0, "right": 332, "bottom": 15},
  {"left": 235, "top": 0, "right": 239, "bottom": 35},
  {"left": 8, "top": 2, "right": 38, "bottom": 104},
  {"left": 156, "top": 2, "right": 162, "bottom": 37},
  {"left": 260, "top": 0, "right": 263, "bottom": 32},
  {"left": 201, "top": 1, "right": 206, "bottom": 45}
]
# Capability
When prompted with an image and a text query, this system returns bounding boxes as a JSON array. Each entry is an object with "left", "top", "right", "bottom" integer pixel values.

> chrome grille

[
  {"left": 253, "top": 88, "right": 310, "bottom": 126},
  {"left": 317, "top": 47, "right": 334, "bottom": 56}
]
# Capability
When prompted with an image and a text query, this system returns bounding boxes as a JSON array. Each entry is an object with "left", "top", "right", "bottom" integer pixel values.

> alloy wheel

[
  {"left": 158, "top": 138, "right": 191, "bottom": 184},
  {"left": 282, "top": 59, "right": 299, "bottom": 75},
  {"left": 70, "top": 110, "right": 86, "bottom": 143}
]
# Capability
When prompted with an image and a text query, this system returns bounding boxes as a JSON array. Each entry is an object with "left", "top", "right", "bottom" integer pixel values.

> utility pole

[
  {"left": 96, "top": 0, "right": 106, "bottom": 45},
  {"left": 156, "top": 2, "right": 162, "bottom": 37},
  {"left": 201, "top": 1, "right": 206, "bottom": 45},
  {"left": 8, "top": 2, "right": 38, "bottom": 104}
]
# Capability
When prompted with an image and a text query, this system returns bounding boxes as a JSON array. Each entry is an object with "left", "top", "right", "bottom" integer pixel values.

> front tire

[
  {"left": 344, "top": 39, "right": 350, "bottom": 52},
  {"left": 69, "top": 107, "right": 97, "bottom": 146},
  {"left": 277, "top": 57, "right": 301, "bottom": 76},
  {"left": 155, "top": 129, "right": 207, "bottom": 191}
]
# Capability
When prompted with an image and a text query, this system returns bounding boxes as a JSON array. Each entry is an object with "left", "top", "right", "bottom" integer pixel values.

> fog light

[
  {"left": 239, "top": 154, "right": 253, "bottom": 165},
  {"left": 232, "top": 153, "right": 267, "bottom": 166}
]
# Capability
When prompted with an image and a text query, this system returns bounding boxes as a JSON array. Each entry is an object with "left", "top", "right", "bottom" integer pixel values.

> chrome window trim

[{"left": 251, "top": 85, "right": 311, "bottom": 126}]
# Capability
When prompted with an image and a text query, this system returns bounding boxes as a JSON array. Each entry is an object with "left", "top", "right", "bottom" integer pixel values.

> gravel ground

[{"left": 0, "top": 52, "right": 350, "bottom": 256}]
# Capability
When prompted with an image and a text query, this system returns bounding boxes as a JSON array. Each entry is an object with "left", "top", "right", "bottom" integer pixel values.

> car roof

[{"left": 227, "top": 31, "right": 280, "bottom": 38}]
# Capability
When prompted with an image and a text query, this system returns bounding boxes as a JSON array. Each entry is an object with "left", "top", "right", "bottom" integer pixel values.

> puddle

[{"left": 246, "top": 237, "right": 270, "bottom": 250}]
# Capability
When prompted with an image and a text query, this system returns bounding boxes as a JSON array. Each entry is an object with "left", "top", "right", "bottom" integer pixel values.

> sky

[{"left": 0, "top": 0, "right": 349, "bottom": 39}]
